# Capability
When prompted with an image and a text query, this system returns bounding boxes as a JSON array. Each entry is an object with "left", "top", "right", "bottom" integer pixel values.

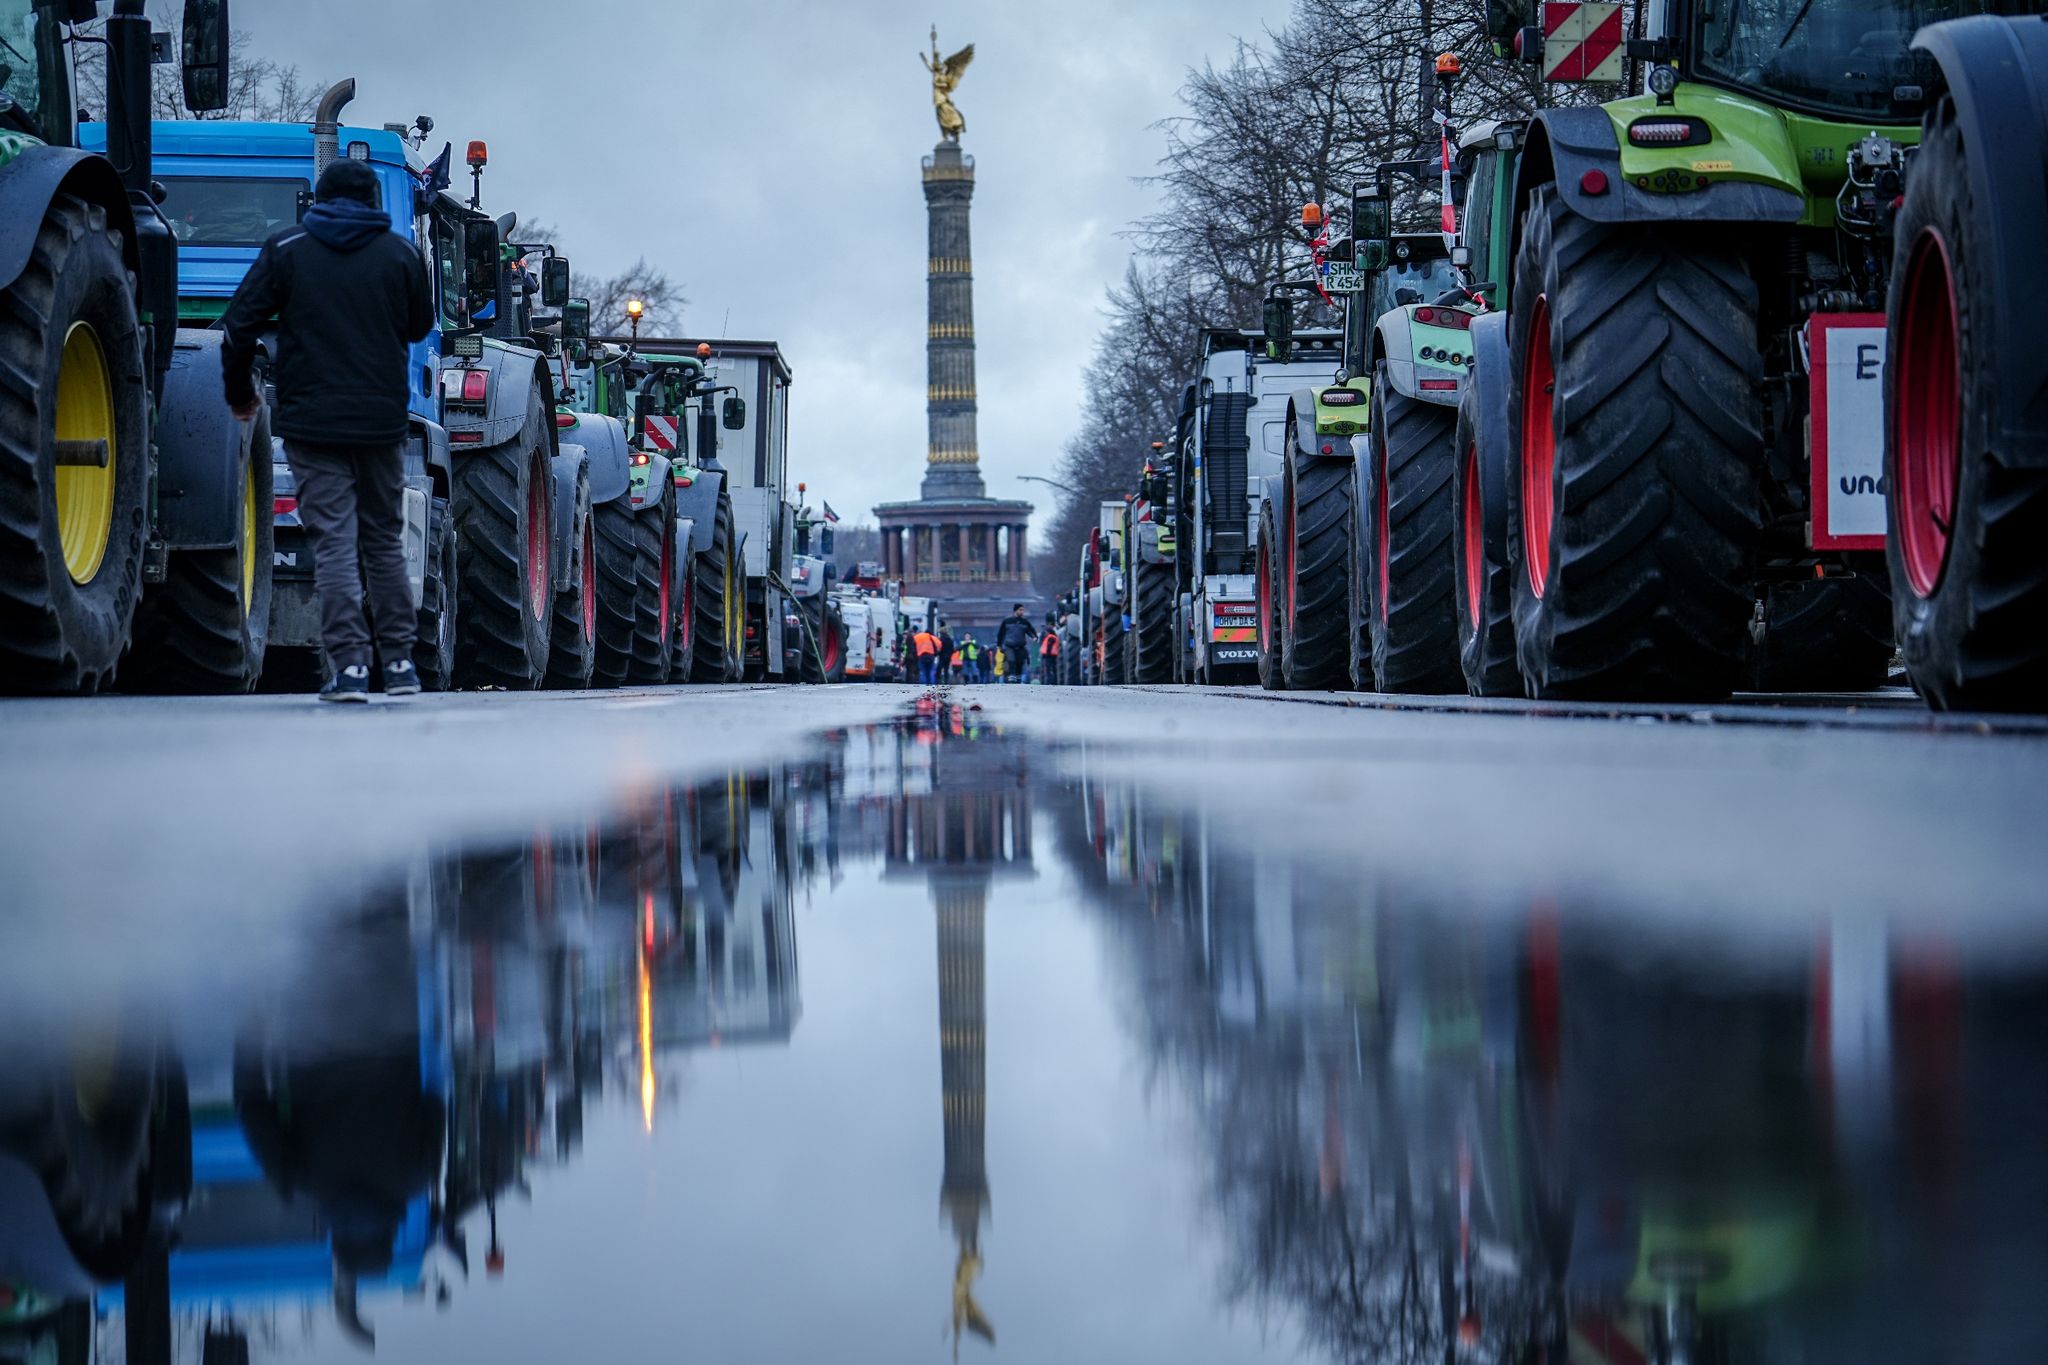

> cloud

[{"left": 234, "top": 0, "right": 1291, "bottom": 525}]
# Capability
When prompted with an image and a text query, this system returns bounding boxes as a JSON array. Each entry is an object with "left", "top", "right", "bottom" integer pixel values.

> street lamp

[{"left": 1015, "top": 474, "right": 1069, "bottom": 492}]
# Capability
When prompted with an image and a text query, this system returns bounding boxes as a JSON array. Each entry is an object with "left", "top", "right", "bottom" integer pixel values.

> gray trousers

[{"left": 284, "top": 440, "right": 415, "bottom": 669}]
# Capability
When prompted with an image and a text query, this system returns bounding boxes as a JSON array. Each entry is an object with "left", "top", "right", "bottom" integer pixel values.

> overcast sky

[{"left": 232, "top": 0, "right": 1292, "bottom": 529}]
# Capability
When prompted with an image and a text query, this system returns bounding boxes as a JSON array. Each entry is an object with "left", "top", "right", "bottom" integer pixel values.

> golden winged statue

[{"left": 920, "top": 27, "right": 974, "bottom": 142}]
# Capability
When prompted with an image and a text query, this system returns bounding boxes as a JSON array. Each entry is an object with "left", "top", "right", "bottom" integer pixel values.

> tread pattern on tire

[
  {"left": 1283, "top": 451, "right": 1355, "bottom": 690},
  {"left": 453, "top": 413, "right": 549, "bottom": 690},
  {"left": 544, "top": 467, "right": 593, "bottom": 689},
  {"left": 1887, "top": 94, "right": 2048, "bottom": 712},
  {"left": 1508, "top": 187, "right": 1762, "bottom": 701},
  {"left": 1369, "top": 371, "right": 1462, "bottom": 693},
  {"left": 1257, "top": 500, "right": 1284, "bottom": 690},
  {"left": 0, "top": 195, "right": 148, "bottom": 695},
  {"left": 415, "top": 495, "right": 457, "bottom": 690},
  {"left": 627, "top": 491, "right": 672, "bottom": 685},
  {"left": 1128, "top": 547, "right": 1175, "bottom": 683},
  {"left": 591, "top": 499, "right": 638, "bottom": 688},
  {"left": 689, "top": 492, "right": 734, "bottom": 684},
  {"left": 1453, "top": 393, "right": 1520, "bottom": 696}
]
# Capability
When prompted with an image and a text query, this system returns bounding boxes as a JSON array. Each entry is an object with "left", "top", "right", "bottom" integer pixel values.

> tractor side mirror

[
  {"left": 1262, "top": 295, "right": 1295, "bottom": 363},
  {"left": 180, "top": 0, "right": 231, "bottom": 112},
  {"left": 541, "top": 256, "right": 570, "bottom": 309},
  {"left": 1353, "top": 190, "right": 1391, "bottom": 271},
  {"left": 561, "top": 297, "right": 590, "bottom": 344},
  {"left": 722, "top": 396, "right": 746, "bottom": 430},
  {"left": 461, "top": 218, "right": 499, "bottom": 302},
  {"left": 820, "top": 527, "right": 835, "bottom": 556}
]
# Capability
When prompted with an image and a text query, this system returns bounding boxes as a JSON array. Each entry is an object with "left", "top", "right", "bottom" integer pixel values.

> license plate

[{"left": 1322, "top": 262, "right": 1366, "bottom": 293}]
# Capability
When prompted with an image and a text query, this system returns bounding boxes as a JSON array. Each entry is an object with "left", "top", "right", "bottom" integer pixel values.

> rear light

[
  {"left": 1320, "top": 387, "right": 1365, "bottom": 406},
  {"left": 1626, "top": 116, "right": 1710, "bottom": 147},
  {"left": 631, "top": 452, "right": 650, "bottom": 466},
  {"left": 462, "top": 371, "right": 489, "bottom": 404},
  {"left": 556, "top": 413, "right": 576, "bottom": 428},
  {"left": 273, "top": 496, "right": 297, "bottom": 517},
  {"left": 673, "top": 472, "right": 693, "bottom": 487},
  {"left": 1419, "top": 379, "right": 1459, "bottom": 391},
  {"left": 451, "top": 430, "right": 484, "bottom": 444},
  {"left": 1416, "top": 306, "right": 1436, "bottom": 323}
]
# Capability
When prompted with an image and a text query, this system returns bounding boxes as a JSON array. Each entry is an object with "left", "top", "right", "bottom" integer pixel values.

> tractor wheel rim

[
  {"left": 526, "top": 457, "right": 549, "bottom": 623},
  {"left": 54, "top": 322, "right": 117, "bottom": 584},
  {"left": 676, "top": 569, "right": 693, "bottom": 660},
  {"left": 1285, "top": 475, "right": 1298, "bottom": 633},
  {"left": 1896, "top": 228, "right": 1961, "bottom": 599},
  {"left": 825, "top": 625, "right": 841, "bottom": 673},
  {"left": 580, "top": 517, "right": 595, "bottom": 645},
  {"left": 1461, "top": 442, "right": 1483, "bottom": 625},
  {"left": 1256, "top": 530, "right": 1272, "bottom": 656},
  {"left": 241, "top": 460, "right": 257, "bottom": 611},
  {"left": 1376, "top": 437, "right": 1391, "bottom": 625},
  {"left": 1521, "top": 295, "right": 1557, "bottom": 600}
]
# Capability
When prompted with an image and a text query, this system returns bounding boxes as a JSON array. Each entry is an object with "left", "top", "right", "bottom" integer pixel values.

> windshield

[
  {"left": 160, "top": 176, "right": 308, "bottom": 246},
  {"left": 1695, "top": 0, "right": 1994, "bottom": 120},
  {"left": 0, "top": 1, "right": 71, "bottom": 143}
]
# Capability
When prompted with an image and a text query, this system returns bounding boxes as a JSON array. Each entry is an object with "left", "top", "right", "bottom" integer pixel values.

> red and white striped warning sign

[
  {"left": 643, "top": 414, "right": 679, "bottom": 452},
  {"left": 1544, "top": 2, "right": 1624, "bottom": 82}
]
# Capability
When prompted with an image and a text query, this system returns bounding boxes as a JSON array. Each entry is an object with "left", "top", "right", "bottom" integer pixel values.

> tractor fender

[
  {"left": 633, "top": 452, "right": 673, "bottom": 513},
  {"left": 1509, "top": 107, "right": 1803, "bottom": 265},
  {"left": 1915, "top": 14, "right": 2048, "bottom": 468},
  {"left": 1137, "top": 520, "right": 1172, "bottom": 566},
  {"left": 444, "top": 343, "right": 560, "bottom": 454},
  {"left": 154, "top": 330, "right": 255, "bottom": 549},
  {"left": 1288, "top": 389, "right": 1321, "bottom": 455},
  {"left": 0, "top": 145, "right": 139, "bottom": 291},
  {"left": 403, "top": 418, "right": 451, "bottom": 500},
  {"left": 1373, "top": 309, "right": 1433, "bottom": 404},
  {"left": 550, "top": 446, "right": 590, "bottom": 595},
  {"left": 1466, "top": 311, "right": 1513, "bottom": 558},
  {"left": 570, "top": 412, "right": 634, "bottom": 506},
  {"left": 673, "top": 515, "right": 696, "bottom": 581},
  {"left": 674, "top": 465, "right": 727, "bottom": 556}
]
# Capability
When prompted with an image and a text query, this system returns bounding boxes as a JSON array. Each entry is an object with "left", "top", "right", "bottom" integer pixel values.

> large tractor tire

[
  {"left": 1507, "top": 187, "right": 1762, "bottom": 700},
  {"left": 544, "top": 465, "right": 595, "bottom": 689},
  {"left": 1256, "top": 501, "right": 1284, "bottom": 690},
  {"left": 800, "top": 599, "right": 846, "bottom": 683},
  {"left": 1749, "top": 572, "right": 1893, "bottom": 692},
  {"left": 452, "top": 392, "right": 553, "bottom": 689},
  {"left": 1888, "top": 88, "right": 2048, "bottom": 711},
  {"left": 125, "top": 406, "right": 274, "bottom": 693},
  {"left": 1453, "top": 379, "right": 1520, "bottom": 696},
  {"left": 414, "top": 496, "right": 458, "bottom": 691},
  {"left": 1279, "top": 443, "right": 1355, "bottom": 691},
  {"left": 669, "top": 540, "right": 696, "bottom": 683},
  {"left": 1101, "top": 598, "right": 1127, "bottom": 684},
  {"left": 1128, "top": 550, "right": 1175, "bottom": 683},
  {"left": 627, "top": 489, "right": 676, "bottom": 685},
  {"left": 688, "top": 490, "right": 737, "bottom": 683},
  {"left": 590, "top": 498, "right": 638, "bottom": 688},
  {"left": 0, "top": 193, "right": 150, "bottom": 695},
  {"left": 1360, "top": 365, "right": 1462, "bottom": 694}
]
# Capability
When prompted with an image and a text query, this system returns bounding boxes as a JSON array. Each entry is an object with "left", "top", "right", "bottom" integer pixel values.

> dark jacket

[
  {"left": 221, "top": 198, "right": 434, "bottom": 445},
  {"left": 996, "top": 615, "right": 1034, "bottom": 658}
]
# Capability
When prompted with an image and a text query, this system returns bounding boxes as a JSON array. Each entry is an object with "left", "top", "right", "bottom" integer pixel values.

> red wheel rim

[
  {"left": 1462, "top": 442, "right": 1484, "bottom": 625},
  {"left": 824, "top": 621, "right": 842, "bottom": 674},
  {"left": 1285, "top": 470, "right": 1299, "bottom": 635},
  {"left": 1521, "top": 295, "right": 1557, "bottom": 599},
  {"left": 580, "top": 516, "right": 595, "bottom": 645},
  {"left": 1376, "top": 436, "right": 1391, "bottom": 624},
  {"left": 1895, "top": 229, "right": 1961, "bottom": 598},
  {"left": 658, "top": 520, "right": 674, "bottom": 644},
  {"left": 675, "top": 565, "right": 694, "bottom": 662},
  {"left": 526, "top": 456, "right": 549, "bottom": 623}
]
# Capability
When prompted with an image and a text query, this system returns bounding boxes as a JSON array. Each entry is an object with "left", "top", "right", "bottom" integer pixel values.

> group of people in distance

[{"left": 904, "top": 604, "right": 1062, "bottom": 686}]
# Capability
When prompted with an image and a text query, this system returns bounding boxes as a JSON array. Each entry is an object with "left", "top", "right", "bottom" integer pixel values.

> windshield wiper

[{"left": 1778, "top": 0, "right": 1817, "bottom": 49}]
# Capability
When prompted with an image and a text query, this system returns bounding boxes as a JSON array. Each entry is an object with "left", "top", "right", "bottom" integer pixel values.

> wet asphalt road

[{"left": 2, "top": 684, "right": 2046, "bottom": 1363}]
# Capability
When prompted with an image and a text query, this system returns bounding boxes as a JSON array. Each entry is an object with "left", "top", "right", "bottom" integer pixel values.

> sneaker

[
  {"left": 319, "top": 664, "right": 371, "bottom": 703},
  {"left": 383, "top": 659, "right": 421, "bottom": 696}
]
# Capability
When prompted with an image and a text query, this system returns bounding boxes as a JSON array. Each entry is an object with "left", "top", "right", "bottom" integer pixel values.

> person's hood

[{"left": 301, "top": 198, "right": 393, "bottom": 252}]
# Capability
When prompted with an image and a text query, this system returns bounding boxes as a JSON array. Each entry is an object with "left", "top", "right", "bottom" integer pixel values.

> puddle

[{"left": 2, "top": 703, "right": 2043, "bottom": 1362}]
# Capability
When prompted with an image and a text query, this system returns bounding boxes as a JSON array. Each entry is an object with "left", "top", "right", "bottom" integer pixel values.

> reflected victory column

[{"left": 883, "top": 703, "right": 1034, "bottom": 1353}]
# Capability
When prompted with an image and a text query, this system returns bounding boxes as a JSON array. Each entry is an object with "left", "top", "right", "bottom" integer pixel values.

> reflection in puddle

[{"left": 1, "top": 703, "right": 2043, "bottom": 1362}]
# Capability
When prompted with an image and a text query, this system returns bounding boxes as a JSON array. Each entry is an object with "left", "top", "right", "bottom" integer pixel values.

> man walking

[
  {"left": 912, "top": 625, "right": 940, "bottom": 685},
  {"left": 222, "top": 158, "right": 434, "bottom": 702},
  {"left": 995, "top": 604, "right": 1034, "bottom": 685}
]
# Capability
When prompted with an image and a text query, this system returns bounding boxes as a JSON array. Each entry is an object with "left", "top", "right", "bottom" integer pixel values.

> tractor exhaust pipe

[{"left": 311, "top": 78, "right": 357, "bottom": 183}]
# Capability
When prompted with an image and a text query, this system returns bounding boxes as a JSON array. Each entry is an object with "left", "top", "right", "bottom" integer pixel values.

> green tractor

[
  {"left": 1479, "top": 0, "right": 2004, "bottom": 700},
  {"left": 0, "top": 1, "right": 274, "bottom": 695}
]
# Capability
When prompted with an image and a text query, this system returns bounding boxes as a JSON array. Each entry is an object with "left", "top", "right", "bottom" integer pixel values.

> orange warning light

[
  {"left": 1436, "top": 52, "right": 1462, "bottom": 77},
  {"left": 1301, "top": 202, "right": 1325, "bottom": 229}
]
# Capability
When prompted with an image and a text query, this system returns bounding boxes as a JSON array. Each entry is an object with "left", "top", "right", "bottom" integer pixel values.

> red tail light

[
  {"left": 273, "top": 496, "right": 297, "bottom": 517},
  {"left": 631, "top": 452, "right": 651, "bottom": 466},
  {"left": 1419, "top": 379, "right": 1460, "bottom": 391},
  {"left": 555, "top": 413, "right": 576, "bottom": 428},
  {"left": 462, "top": 372, "right": 489, "bottom": 404}
]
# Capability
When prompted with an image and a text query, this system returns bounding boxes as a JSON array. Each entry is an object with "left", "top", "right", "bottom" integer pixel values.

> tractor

[
  {"left": 0, "top": 0, "right": 275, "bottom": 695},
  {"left": 1477, "top": 0, "right": 1981, "bottom": 700}
]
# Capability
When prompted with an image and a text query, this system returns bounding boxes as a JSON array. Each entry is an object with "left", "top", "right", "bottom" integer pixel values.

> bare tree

[
  {"left": 73, "top": 3, "right": 328, "bottom": 123},
  {"left": 510, "top": 221, "right": 688, "bottom": 335}
]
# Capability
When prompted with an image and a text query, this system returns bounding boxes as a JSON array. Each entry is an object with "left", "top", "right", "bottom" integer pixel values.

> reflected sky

[{"left": 2, "top": 702, "right": 2044, "bottom": 1363}]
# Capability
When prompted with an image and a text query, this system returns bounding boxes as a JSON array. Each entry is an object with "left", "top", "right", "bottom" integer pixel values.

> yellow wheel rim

[
  {"left": 241, "top": 461, "right": 257, "bottom": 610},
  {"left": 54, "top": 322, "right": 118, "bottom": 584},
  {"left": 725, "top": 550, "right": 738, "bottom": 655}
]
